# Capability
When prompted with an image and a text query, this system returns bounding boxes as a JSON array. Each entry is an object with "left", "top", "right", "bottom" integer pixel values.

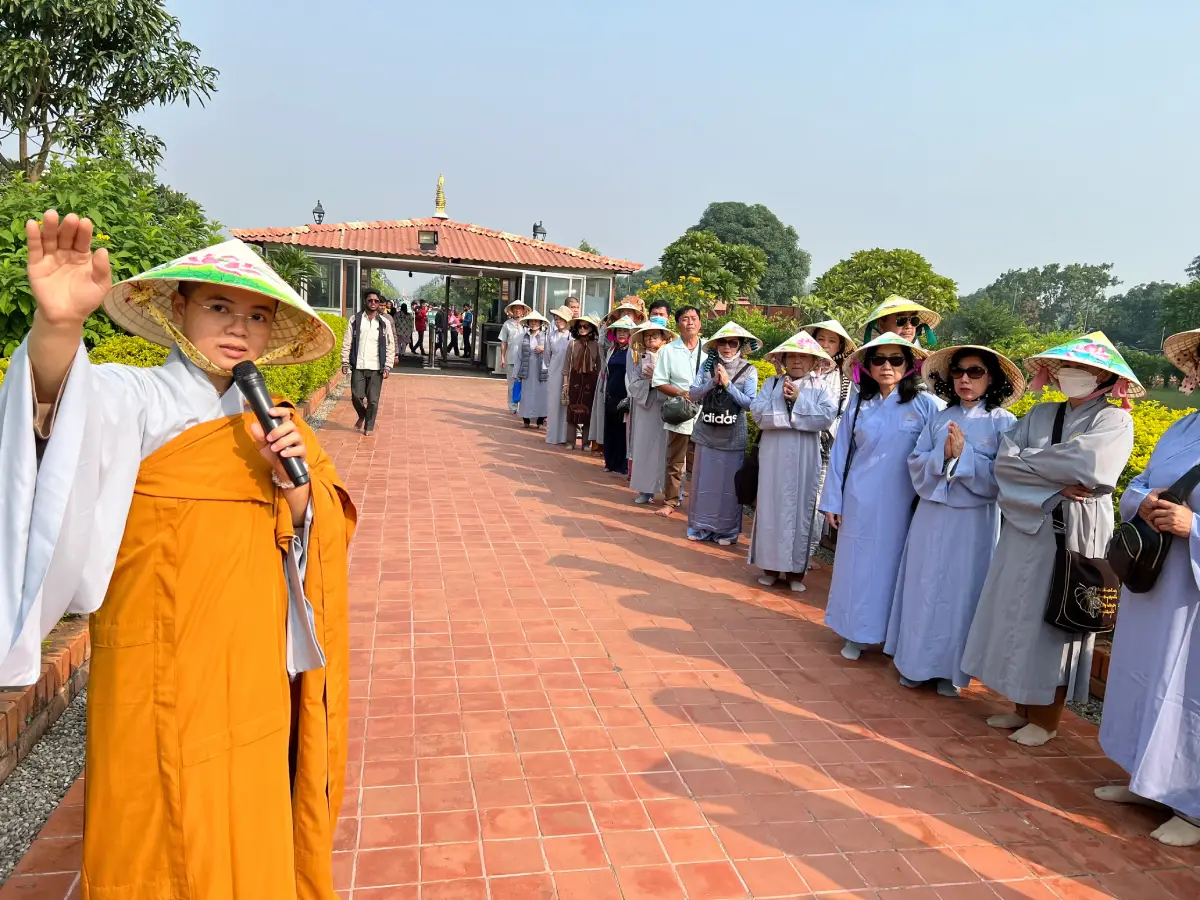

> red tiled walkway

[{"left": 5, "top": 372, "right": 1200, "bottom": 899}]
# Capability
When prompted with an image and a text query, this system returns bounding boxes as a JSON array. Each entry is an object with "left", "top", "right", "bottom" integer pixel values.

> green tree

[
  {"left": 942, "top": 296, "right": 1031, "bottom": 349},
  {"left": 1092, "top": 282, "right": 1177, "bottom": 350},
  {"left": 0, "top": 0, "right": 219, "bottom": 181},
  {"left": 992, "top": 328, "right": 1081, "bottom": 363},
  {"left": 968, "top": 263, "right": 1119, "bottom": 332},
  {"left": 660, "top": 230, "right": 766, "bottom": 302},
  {"left": 640, "top": 276, "right": 718, "bottom": 316},
  {"left": 692, "top": 202, "right": 811, "bottom": 307},
  {"left": 1186, "top": 255, "right": 1200, "bottom": 282},
  {"left": 0, "top": 155, "right": 222, "bottom": 355},
  {"left": 616, "top": 265, "right": 661, "bottom": 301},
  {"left": 578, "top": 239, "right": 600, "bottom": 255},
  {"left": 1161, "top": 281, "right": 1200, "bottom": 338},
  {"left": 810, "top": 248, "right": 958, "bottom": 334},
  {"left": 267, "top": 245, "right": 320, "bottom": 294},
  {"left": 368, "top": 269, "right": 399, "bottom": 301}
]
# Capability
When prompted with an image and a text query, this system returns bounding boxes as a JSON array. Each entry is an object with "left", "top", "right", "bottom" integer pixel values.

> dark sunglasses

[
  {"left": 949, "top": 365, "right": 988, "bottom": 380},
  {"left": 868, "top": 353, "right": 908, "bottom": 368},
  {"left": 890, "top": 315, "right": 921, "bottom": 327}
]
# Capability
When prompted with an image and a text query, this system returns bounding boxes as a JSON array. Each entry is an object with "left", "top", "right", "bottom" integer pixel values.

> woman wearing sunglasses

[
  {"left": 962, "top": 332, "right": 1138, "bottom": 747},
  {"left": 861, "top": 294, "right": 942, "bottom": 347},
  {"left": 685, "top": 322, "right": 760, "bottom": 545},
  {"left": 885, "top": 346, "right": 1023, "bottom": 697},
  {"left": 819, "top": 334, "right": 942, "bottom": 660}
]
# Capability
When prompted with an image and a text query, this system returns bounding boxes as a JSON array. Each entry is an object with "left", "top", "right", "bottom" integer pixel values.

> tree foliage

[
  {"left": 639, "top": 276, "right": 717, "bottom": 316},
  {"left": 0, "top": 154, "right": 222, "bottom": 355},
  {"left": 414, "top": 275, "right": 498, "bottom": 315},
  {"left": 942, "top": 295, "right": 1032, "bottom": 350},
  {"left": 1091, "top": 281, "right": 1177, "bottom": 350},
  {"left": 809, "top": 248, "right": 958, "bottom": 334},
  {"left": 691, "top": 202, "right": 811, "bottom": 307},
  {"left": 1161, "top": 281, "right": 1200, "bottom": 339},
  {"left": 578, "top": 239, "right": 600, "bottom": 255},
  {"left": 1186, "top": 255, "right": 1200, "bottom": 282},
  {"left": 368, "top": 268, "right": 399, "bottom": 301},
  {"left": 660, "top": 230, "right": 766, "bottom": 302},
  {"left": 966, "top": 263, "right": 1118, "bottom": 332},
  {"left": 616, "top": 265, "right": 661, "bottom": 301},
  {"left": 0, "top": 0, "right": 219, "bottom": 181},
  {"left": 267, "top": 245, "right": 321, "bottom": 294}
]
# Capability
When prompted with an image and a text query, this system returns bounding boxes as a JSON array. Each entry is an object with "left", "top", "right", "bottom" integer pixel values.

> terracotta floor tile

[
  {"left": 420, "top": 879, "right": 487, "bottom": 900},
  {"left": 487, "top": 873, "right": 556, "bottom": 900},
  {"left": 659, "top": 826, "right": 728, "bottom": 863},
  {"left": 536, "top": 803, "right": 595, "bottom": 836},
  {"left": 359, "top": 814, "right": 419, "bottom": 849},
  {"left": 481, "top": 839, "right": 546, "bottom": 877},
  {"left": 421, "top": 810, "right": 480, "bottom": 844},
  {"left": 602, "top": 830, "right": 669, "bottom": 867},
  {"left": 480, "top": 807, "right": 539, "bottom": 840},
  {"left": 542, "top": 834, "right": 609, "bottom": 870},
  {"left": 734, "top": 857, "right": 810, "bottom": 897},
  {"left": 590, "top": 800, "right": 653, "bottom": 832},
  {"left": 553, "top": 868, "right": 624, "bottom": 900},
  {"left": 355, "top": 847, "right": 419, "bottom": 887},
  {"left": 614, "top": 864, "right": 688, "bottom": 900}
]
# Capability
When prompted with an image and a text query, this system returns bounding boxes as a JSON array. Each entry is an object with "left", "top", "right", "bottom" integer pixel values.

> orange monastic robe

[{"left": 82, "top": 412, "right": 355, "bottom": 899}]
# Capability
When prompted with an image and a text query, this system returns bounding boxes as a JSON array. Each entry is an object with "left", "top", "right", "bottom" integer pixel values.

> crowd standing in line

[{"left": 494, "top": 291, "right": 1200, "bottom": 849}]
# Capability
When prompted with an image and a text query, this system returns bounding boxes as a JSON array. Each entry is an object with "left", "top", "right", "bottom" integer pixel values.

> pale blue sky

[{"left": 140, "top": 1, "right": 1200, "bottom": 293}]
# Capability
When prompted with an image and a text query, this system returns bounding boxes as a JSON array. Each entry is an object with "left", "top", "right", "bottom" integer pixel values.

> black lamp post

[
  {"left": 532, "top": 221, "right": 546, "bottom": 241},
  {"left": 312, "top": 200, "right": 325, "bottom": 225}
]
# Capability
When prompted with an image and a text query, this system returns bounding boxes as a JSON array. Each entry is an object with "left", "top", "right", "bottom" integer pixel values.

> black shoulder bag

[
  {"left": 1107, "top": 461, "right": 1200, "bottom": 593},
  {"left": 1043, "top": 402, "right": 1121, "bottom": 634},
  {"left": 819, "top": 391, "right": 863, "bottom": 553},
  {"left": 734, "top": 373, "right": 772, "bottom": 506}
]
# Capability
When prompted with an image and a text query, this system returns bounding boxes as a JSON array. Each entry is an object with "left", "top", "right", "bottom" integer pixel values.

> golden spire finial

[{"left": 433, "top": 174, "right": 448, "bottom": 219}]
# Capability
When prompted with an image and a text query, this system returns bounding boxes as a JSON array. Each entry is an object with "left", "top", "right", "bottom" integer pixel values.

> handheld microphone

[{"left": 232, "top": 361, "right": 311, "bottom": 487}]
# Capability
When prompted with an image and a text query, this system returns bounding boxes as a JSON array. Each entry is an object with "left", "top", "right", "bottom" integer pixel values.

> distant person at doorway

[
  {"left": 413, "top": 302, "right": 428, "bottom": 354},
  {"left": 448, "top": 306, "right": 462, "bottom": 357},
  {"left": 462, "top": 306, "right": 475, "bottom": 359},
  {"left": 566, "top": 295, "right": 581, "bottom": 318},
  {"left": 395, "top": 301, "right": 414, "bottom": 357},
  {"left": 434, "top": 305, "right": 448, "bottom": 359},
  {"left": 341, "top": 290, "right": 397, "bottom": 436}
]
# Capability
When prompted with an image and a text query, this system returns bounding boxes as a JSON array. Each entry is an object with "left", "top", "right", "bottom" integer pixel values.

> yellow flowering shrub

[{"left": 1012, "top": 389, "right": 1195, "bottom": 506}]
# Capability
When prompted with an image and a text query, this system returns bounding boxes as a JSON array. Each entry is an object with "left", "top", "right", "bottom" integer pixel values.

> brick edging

[
  {"left": 297, "top": 372, "right": 345, "bottom": 419},
  {"left": 0, "top": 616, "right": 91, "bottom": 786}
]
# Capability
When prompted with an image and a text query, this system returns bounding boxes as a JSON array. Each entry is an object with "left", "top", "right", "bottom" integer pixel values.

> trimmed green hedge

[{"left": 74, "top": 312, "right": 348, "bottom": 405}]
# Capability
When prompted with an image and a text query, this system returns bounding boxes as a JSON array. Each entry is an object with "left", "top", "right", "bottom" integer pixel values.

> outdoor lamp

[
  {"left": 418, "top": 229, "right": 439, "bottom": 252},
  {"left": 533, "top": 221, "right": 547, "bottom": 241},
  {"left": 312, "top": 200, "right": 325, "bottom": 224}
]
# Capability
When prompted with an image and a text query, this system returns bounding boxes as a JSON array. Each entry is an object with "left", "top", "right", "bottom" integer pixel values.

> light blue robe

[
  {"left": 0, "top": 342, "right": 320, "bottom": 686},
  {"left": 961, "top": 397, "right": 1134, "bottom": 705},
  {"left": 748, "top": 374, "right": 837, "bottom": 575},
  {"left": 819, "top": 388, "right": 943, "bottom": 644},
  {"left": 1099, "top": 412, "right": 1200, "bottom": 818},
  {"left": 544, "top": 329, "right": 571, "bottom": 444},
  {"left": 885, "top": 403, "right": 1016, "bottom": 685}
]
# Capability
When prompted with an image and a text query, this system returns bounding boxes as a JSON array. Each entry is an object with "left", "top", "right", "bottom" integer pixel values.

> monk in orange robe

[{"left": 0, "top": 211, "right": 356, "bottom": 898}]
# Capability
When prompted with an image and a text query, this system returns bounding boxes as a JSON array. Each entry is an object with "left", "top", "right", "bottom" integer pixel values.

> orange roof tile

[{"left": 230, "top": 219, "right": 642, "bottom": 274}]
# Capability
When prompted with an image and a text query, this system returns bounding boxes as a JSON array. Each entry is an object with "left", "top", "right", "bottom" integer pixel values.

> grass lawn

[{"left": 1141, "top": 388, "right": 1197, "bottom": 411}]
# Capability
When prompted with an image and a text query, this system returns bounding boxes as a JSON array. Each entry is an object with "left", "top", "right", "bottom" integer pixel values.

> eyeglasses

[
  {"left": 891, "top": 316, "right": 921, "bottom": 327},
  {"left": 716, "top": 338, "right": 741, "bottom": 347},
  {"left": 191, "top": 300, "right": 274, "bottom": 331},
  {"left": 949, "top": 365, "right": 988, "bottom": 380},
  {"left": 868, "top": 353, "right": 907, "bottom": 368}
]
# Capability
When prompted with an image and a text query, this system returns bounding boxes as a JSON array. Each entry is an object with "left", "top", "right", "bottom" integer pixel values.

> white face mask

[{"left": 1056, "top": 368, "right": 1099, "bottom": 398}]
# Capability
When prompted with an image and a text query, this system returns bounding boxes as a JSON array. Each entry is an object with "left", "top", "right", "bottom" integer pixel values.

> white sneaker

[
  {"left": 788, "top": 580, "right": 806, "bottom": 593},
  {"left": 717, "top": 538, "right": 735, "bottom": 546},
  {"left": 757, "top": 575, "right": 777, "bottom": 587},
  {"left": 1009, "top": 723, "right": 1056, "bottom": 746},
  {"left": 986, "top": 713, "right": 1029, "bottom": 730},
  {"left": 840, "top": 640, "right": 863, "bottom": 661}
]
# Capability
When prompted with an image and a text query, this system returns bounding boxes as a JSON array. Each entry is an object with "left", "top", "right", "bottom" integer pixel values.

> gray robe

[
  {"left": 1099, "top": 413, "right": 1200, "bottom": 817},
  {"left": 587, "top": 328, "right": 612, "bottom": 443},
  {"left": 544, "top": 329, "right": 571, "bottom": 445},
  {"left": 961, "top": 396, "right": 1134, "bottom": 705},
  {"left": 516, "top": 330, "right": 549, "bottom": 420},
  {"left": 748, "top": 374, "right": 837, "bottom": 575},
  {"left": 627, "top": 349, "right": 668, "bottom": 495}
]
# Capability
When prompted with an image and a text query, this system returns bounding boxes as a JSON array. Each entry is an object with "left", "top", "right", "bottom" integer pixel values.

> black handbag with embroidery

[
  {"left": 1043, "top": 403, "right": 1121, "bottom": 634},
  {"left": 1107, "top": 463, "right": 1200, "bottom": 593}
]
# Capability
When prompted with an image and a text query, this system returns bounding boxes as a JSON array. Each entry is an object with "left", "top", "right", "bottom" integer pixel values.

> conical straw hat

[
  {"left": 801, "top": 319, "right": 858, "bottom": 353},
  {"left": 701, "top": 321, "right": 762, "bottom": 354},
  {"left": 505, "top": 299, "right": 530, "bottom": 314},
  {"left": 863, "top": 294, "right": 942, "bottom": 331},
  {"left": 844, "top": 332, "right": 930, "bottom": 377},
  {"left": 569, "top": 315, "right": 601, "bottom": 338},
  {"left": 1023, "top": 331, "right": 1145, "bottom": 399},
  {"left": 102, "top": 239, "right": 334, "bottom": 368},
  {"left": 607, "top": 315, "right": 639, "bottom": 331},
  {"left": 520, "top": 310, "right": 549, "bottom": 325},
  {"left": 604, "top": 301, "right": 644, "bottom": 325},
  {"left": 765, "top": 330, "right": 833, "bottom": 367},
  {"left": 631, "top": 316, "right": 678, "bottom": 351},
  {"left": 549, "top": 305, "right": 574, "bottom": 323},
  {"left": 1163, "top": 328, "right": 1200, "bottom": 382},
  {"left": 922, "top": 344, "right": 1026, "bottom": 408}
]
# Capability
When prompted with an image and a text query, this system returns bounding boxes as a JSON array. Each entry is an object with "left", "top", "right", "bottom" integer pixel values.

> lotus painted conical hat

[
  {"left": 606, "top": 315, "right": 638, "bottom": 331},
  {"left": 801, "top": 319, "right": 858, "bottom": 353},
  {"left": 103, "top": 239, "right": 334, "bottom": 370},
  {"left": 631, "top": 315, "right": 678, "bottom": 351},
  {"left": 922, "top": 344, "right": 1026, "bottom": 408},
  {"left": 864, "top": 295, "right": 942, "bottom": 331},
  {"left": 1163, "top": 328, "right": 1200, "bottom": 383},
  {"left": 701, "top": 321, "right": 762, "bottom": 354},
  {"left": 520, "top": 310, "right": 549, "bottom": 325},
  {"left": 844, "top": 332, "right": 930, "bottom": 377},
  {"left": 765, "top": 330, "right": 833, "bottom": 367},
  {"left": 549, "top": 305, "right": 575, "bottom": 323},
  {"left": 1023, "top": 331, "right": 1145, "bottom": 398}
]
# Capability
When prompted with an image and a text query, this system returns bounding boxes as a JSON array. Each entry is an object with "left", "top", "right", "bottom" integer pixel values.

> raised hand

[{"left": 26, "top": 210, "right": 112, "bottom": 328}]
